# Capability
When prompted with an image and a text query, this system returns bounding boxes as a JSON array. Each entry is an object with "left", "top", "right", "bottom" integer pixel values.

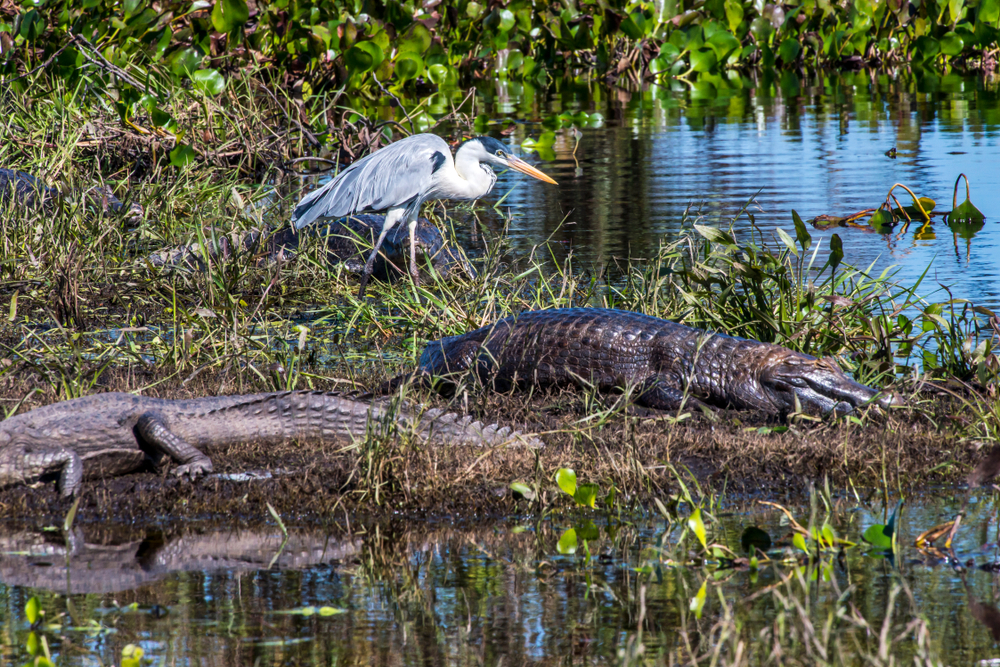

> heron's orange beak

[{"left": 506, "top": 156, "right": 558, "bottom": 185}]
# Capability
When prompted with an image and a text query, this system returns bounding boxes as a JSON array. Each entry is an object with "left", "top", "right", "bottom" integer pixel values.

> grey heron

[{"left": 291, "top": 133, "right": 558, "bottom": 296}]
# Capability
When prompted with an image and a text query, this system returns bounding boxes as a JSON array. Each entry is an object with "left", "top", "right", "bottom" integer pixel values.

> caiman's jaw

[{"left": 761, "top": 355, "right": 894, "bottom": 416}]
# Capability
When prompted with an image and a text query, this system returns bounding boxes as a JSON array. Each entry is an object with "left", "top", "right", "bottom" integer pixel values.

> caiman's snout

[{"left": 763, "top": 355, "right": 897, "bottom": 416}]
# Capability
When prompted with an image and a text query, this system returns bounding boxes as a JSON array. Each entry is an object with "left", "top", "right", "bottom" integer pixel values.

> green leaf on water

[
  {"left": 792, "top": 532, "right": 808, "bottom": 553},
  {"left": 557, "top": 528, "right": 578, "bottom": 554},
  {"left": 862, "top": 523, "right": 892, "bottom": 548},
  {"left": 122, "top": 644, "right": 145, "bottom": 667},
  {"left": 211, "top": 0, "right": 249, "bottom": 33},
  {"left": 26, "top": 631, "right": 40, "bottom": 655},
  {"left": 940, "top": 31, "right": 964, "bottom": 56},
  {"left": 344, "top": 41, "right": 384, "bottom": 73},
  {"left": 778, "top": 37, "right": 801, "bottom": 63},
  {"left": 190, "top": 68, "right": 226, "bottom": 95},
  {"left": 574, "top": 483, "right": 599, "bottom": 508},
  {"left": 689, "top": 580, "right": 708, "bottom": 618},
  {"left": 690, "top": 48, "right": 718, "bottom": 72},
  {"left": 868, "top": 208, "right": 895, "bottom": 232},
  {"left": 510, "top": 481, "right": 536, "bottom": 501},
  {"left": 25, "top": 596, "right": 40, "bottom": 625},
  {"left": 740, "top": 526, "right": 772, "bottom": 554},
  {"left": 688, "top": 507, "right": 708, "bottom": 550},
  {"left": 394, "top": 53, "right": 424, "bottom": 82},
  {"left": 555, "top": 468, "right": 577, "bottom": 497}
]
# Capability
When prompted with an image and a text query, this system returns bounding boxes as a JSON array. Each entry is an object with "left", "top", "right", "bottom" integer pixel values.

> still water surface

[
  {"left": 2, "top": 493, "right": 1000, "bottom": 664},
  {"left": 468, "top": 71, "right": 1000, "bottom": 311}
]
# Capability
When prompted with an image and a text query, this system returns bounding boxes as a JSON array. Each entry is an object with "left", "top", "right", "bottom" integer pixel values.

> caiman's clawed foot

[{"left": 172, "top": 459, "right": 214, "bottom": 480}]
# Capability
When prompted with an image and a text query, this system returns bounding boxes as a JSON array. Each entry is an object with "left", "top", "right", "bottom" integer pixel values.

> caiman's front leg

[
  {"left": 135, "top": 414, "right": 213, "bottom": 479},
  {"left": 635, "top": 378, "right": 712, "bottom": 412},
  {"left": 0, "top": 444, "right": 83, "bottom": 498}
]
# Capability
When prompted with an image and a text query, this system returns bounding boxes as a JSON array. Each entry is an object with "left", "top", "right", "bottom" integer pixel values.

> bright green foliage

[{"left": 3, "top": 0, "right": 999, "bottom": 97}]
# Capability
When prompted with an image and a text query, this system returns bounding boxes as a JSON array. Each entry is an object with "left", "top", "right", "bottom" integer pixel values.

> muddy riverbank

[{"left": 0, "top": 366, "right": 983, "bottom": 528}]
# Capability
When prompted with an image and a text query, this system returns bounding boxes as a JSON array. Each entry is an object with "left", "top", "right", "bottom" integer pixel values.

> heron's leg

[
  {"left": 408, "top": 216, "right": 420, "bottom": 287},
  {"left": 358, "top": 209, "right": 403, "bottom": 298}
]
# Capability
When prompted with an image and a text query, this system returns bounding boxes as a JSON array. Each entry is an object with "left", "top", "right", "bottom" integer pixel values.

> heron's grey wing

[{"left": 292, "top": 134, "right": 452, "bottom": 229}]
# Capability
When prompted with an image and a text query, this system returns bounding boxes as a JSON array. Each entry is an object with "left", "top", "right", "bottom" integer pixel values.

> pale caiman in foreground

[
  {"left": 0, "top": 391, "right": 540, "bottom": 497},
  {"left": 398, "top": 308, "right": 896, "bottom": 417}
]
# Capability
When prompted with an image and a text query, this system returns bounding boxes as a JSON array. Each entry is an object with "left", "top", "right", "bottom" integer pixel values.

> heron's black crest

[
  {"left": 459, "top": 136, "right": 508, "bottom": 155},
  {"left": 429, "top": 151, "right": 447, "bottom": 174}
]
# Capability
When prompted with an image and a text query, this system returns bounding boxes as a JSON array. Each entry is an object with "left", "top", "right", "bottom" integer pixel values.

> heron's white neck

[{"left": 451, "top": 148, "right": 498, "bottom": 200}]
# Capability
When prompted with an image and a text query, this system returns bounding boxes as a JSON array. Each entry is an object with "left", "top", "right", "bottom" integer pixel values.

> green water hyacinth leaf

[
  {"left": 557, "top": 528, "right": 578, "bottom": 554},
  {"left": 121, "top": 644, "right": 144, "bottom": 667},
  {"left": 211, "top": 0, "right": 249, "bottom": 33},
  {"left": 862, "top": 523, "right": 893, "bottom": 548},
  {"left": 344, "top": 42, "right": 382, "bottom": 74},
  {"left": 498, "top": 9, "right": 515, "bottom": 32},
  {"left": 506, "top": 49, "right": 524, "bottom": 72},
  {"left": 793, "top": 532, "right": 808, "bottom": 553},
  {"left": 556, "top": 468, "right": 577, "bottom": 497},
  {"left": 740, "top": 526, "right": 772, "bottom": 554},
  {"left": 619, "top": 13, "right": 645, "bottom": 39},
  {"left": 914, "top": 35, "right": 941, "bottom": 60},
  {"left": 940, "top": 31, "right": 964, "bottom": 56},
  {"left": 536, "top": 131, "right": 556, "bottom": 147},
  {"left": 169, "top": 47, "right": 203, "bottom": 76},
  {"left": 724, "top": 0, "right": 743, "bottom": 31},
  {"left": 949, "top": 173, "right": 985, "bottom": 223},
  {"left": 690, "top": 48, "right": 718, "bottom": 72},
  {"left": 689, "top": 580, "right": 707, "bottom": 618},
  {"left": 706, "top": 31, "right": 740, "bottom": 59},
  {"left": 574, "top": 483, "right": 599, "bottom": 508},
  {"left": 170, "top": 144, "right": 197, "bottom": 167},
  {"left": 688, "top": 507, "right": 708, "bottom": 550},
  {"left": 427, "top": 63, "right": 458, "bottom": 86},
  {"left": 778, "top": 38, "right": 801, "bottom": 63},
  {"left": 399, "top": 23, "right": 432, "bottom": 54},
  {"left": 191, "top": 68, "right": 225, "bottom": 95},
  {"left": 510, "top": 481, "right": 536, "bottom": 501},
  {"left": 868, "top": 208, "right": 895, "bottom": 232},
  {"left": 394, "top": 53, "right": 423, "bottom": 82},
  {"left": 25, "top": 596, "right": 40, "bottom": 625},
  {"left": 274, "top": 605, "right": 347, "bottom": 616}
]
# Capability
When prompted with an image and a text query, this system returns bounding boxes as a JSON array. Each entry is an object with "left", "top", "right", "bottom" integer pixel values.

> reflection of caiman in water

[
  {"left": 0, "top": 526, "right": 360, "bottom": 594},
  {"left": 145, "top": 213, "right": 472, "bottom": 281},
  {"left": 0, "top": 167, "right": 143, "bottom": 221},
  {"left": 397, "top": 308, "right": 897, "bottom": 417},
  {"left": 0, "top": 391, "right": 541, "bottom": 497}
]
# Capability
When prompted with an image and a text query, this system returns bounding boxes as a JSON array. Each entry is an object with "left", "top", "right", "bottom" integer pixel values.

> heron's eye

[{"left": 496, "top": 150, "right": 504, "bottom": 157}]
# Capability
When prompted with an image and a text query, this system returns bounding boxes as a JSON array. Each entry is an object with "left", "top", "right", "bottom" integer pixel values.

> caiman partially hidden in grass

[
  {"left": 398, "top": 308, "right": 896, "bottom": 417},
  {"left": 145, "top": 214, "right": 472, "bottom": 282},
  {"left": 0, "top": 391, "right": 539, "bottom": 497},
  {"left": 0, "top": 167, "right": 143, "bottom": 221}
]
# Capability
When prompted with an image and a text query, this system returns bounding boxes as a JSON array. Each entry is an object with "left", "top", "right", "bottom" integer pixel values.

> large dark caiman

[
  {"left": 0, "top": 167, "right": 144, "bottom": 221},
  {"left": 0, "top": 391, "right": 540, "bottom": 497},
  {"left": 144, "top": 213, "right": 472, "bottom": 281},
  {"left": 399, "top": 308, "right": 896, "bottom": 417}
]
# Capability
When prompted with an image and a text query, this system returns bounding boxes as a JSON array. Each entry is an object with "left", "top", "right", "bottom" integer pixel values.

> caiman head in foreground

[{"left": 737, "top": 349, "right": 897, "bottom": 416}]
